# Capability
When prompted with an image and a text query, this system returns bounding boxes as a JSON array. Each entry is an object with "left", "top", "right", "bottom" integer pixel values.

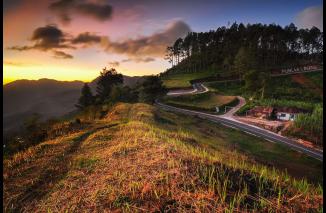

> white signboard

[{"left": 281, "top": 65, "right": 319, "bottom": 74}]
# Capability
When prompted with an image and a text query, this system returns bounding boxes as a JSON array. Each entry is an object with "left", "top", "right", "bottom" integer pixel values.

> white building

[
  {"left": 276, "top": 112, "right": 297, "bottom": 121},
  {"left": 275, "top": 107, "right": 305, "bottom": 121}
]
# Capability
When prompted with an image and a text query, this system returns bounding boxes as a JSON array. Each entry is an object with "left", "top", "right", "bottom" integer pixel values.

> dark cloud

[
  {"left": 8, "top": 20, "right": 191, "bottom": 61},
  {"left": 121, "top": 57, "right": 155, "bottom": 63},
  {"left": 48, "top": 0, "right": 74, "bottom": 24},
  {"left": 7, "top": 45, "right": 33, "bottom": 51},
  {"left": 49, "top": 0, "right": 113, "bottom": 24},
  {"left": 31, "top": 24, "right": 71, "bottom": 50},
  {"left": 137, "top": 57, "right": 155, "bottom": 63},
  {"left": 7, "top": 24, "right": 74, "bottom": 59},
  {"left": 3, "top": 0, "right": 22, "bottom": 13},
  {"left": 76, "top": 2, "right": 113, "bottom": 21},
  {"left": 71, "top": 32, "right": 102, "bottom": 45},
  {"left": 108, "top": 61, "right": 120, "bottom": 67},
  {"left": 53, "top": 50, "right": 73, "bottom": 59},
  {"left": 8, "top": 24, "right": 72, "bottom": 51},
  {"left": 102, "top": 20, "right": 191, "bottom": 57},
  {"left": 295, "top": 6, "right": 323, "bottom": 31},
  {"left": 49, "top": 0, "right": 74, "bottom": 10}
]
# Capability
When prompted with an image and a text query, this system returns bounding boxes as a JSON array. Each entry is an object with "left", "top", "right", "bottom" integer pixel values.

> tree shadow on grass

[{"left": 7, "top": 124, "right": 118, "bottom": 212}]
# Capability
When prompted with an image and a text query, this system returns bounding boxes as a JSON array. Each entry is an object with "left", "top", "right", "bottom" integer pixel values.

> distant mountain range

[{"left": 3, "top": 76, "right": 144, "bottom": 134}]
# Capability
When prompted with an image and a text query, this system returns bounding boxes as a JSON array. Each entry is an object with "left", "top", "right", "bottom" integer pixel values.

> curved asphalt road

[
  {"left": 166, "top": 83, "right": 209, "bottom": 96},
  {"left": 156, "top": 83, "right": 323, "bottom": 161}
]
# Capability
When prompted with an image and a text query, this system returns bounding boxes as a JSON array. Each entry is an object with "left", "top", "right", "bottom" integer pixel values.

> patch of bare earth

[
  {"left": 235, "top": 116, "right": 285, "bottom": 133},
  {"left": 291, "top": 74, "right": 323, "bottom": 97}
]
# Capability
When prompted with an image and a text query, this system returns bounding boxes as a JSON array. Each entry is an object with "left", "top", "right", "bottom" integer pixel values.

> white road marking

[
  {"left": 166, "top": 83, "right": 209, "bottom": 96},
  {"left": 264, "top": 138, "right": 275, "bottom": 143},
  {"left": 221, "top": 123, "right": 239, "bottom": 130},
  {"left": 244, "top": 131, "right": 257, "bottom": 137}
]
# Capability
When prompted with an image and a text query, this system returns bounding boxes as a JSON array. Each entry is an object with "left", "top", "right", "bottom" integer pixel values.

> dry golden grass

[{"left": 3, "top": 103, "right": 323, "bottom": 212}]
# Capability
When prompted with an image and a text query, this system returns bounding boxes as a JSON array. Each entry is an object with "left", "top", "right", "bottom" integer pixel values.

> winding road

[
  {"left": 156, "top": 83, "right": 323, "bottom": 161},
  {"left": 166, "top": 83, "right": 209, "bottom": 96}
]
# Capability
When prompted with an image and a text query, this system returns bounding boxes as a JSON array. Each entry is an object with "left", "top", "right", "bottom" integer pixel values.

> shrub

[{"left": 290, "top": 104, "right": 323, "bottom": 146}]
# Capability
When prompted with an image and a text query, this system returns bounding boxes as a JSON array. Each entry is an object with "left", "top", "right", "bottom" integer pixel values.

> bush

[
  {"left": 77, "top": 105, "right": 107, "bottom": 121},
  {"left": 254, "top": 99, "right": 314, "bottom": 111},
  {"left": 236, "top": 101, "right": 256, "bottom": 116},
  {"left": 288, "top": 105, "right": 323, "bottom": 146},
  {"left": 3, "top": 118, "right": 88, "bottom": 157}
]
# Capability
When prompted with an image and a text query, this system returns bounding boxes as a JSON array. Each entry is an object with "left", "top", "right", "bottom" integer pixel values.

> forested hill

[
  {"left": 3, "top": 76, "right": 145, "bottom": 134},
  {"left": 162, "top": 22, "right": 323, "bottom": 78}
]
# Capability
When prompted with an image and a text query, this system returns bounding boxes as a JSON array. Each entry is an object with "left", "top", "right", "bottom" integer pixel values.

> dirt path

[{"left": 220, "top": 96, "right": 246, "bottom": 118}]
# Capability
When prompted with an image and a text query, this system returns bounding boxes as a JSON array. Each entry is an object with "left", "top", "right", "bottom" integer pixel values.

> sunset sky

[{"left": 3, "top": 0, "right": 323, "bottom": 84}]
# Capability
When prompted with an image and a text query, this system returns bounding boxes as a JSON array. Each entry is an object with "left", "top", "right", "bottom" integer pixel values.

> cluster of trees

[
  {"left": 75, "top": 67, "right": 124, "bottom": 110},
  {"left": 164, "top": 22, "right": 323, "bottom": 98},
  {"left": 76, "top": 67, "right": 167, "bottom": 110},
  {"left": 4, "top": 69, "right": 167, "bottom": 156}
]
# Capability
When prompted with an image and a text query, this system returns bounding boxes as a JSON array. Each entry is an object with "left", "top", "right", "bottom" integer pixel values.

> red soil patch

[
  {"left": 291, "top": 74, "right": 323, "bottom": 97},
  {"left": 235, "top": 116, "right": 284, "bottom": 133}
]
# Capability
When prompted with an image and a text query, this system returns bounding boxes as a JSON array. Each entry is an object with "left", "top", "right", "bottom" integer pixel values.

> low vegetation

[
  {"left": 161, "top": 91, "right": 238, "bottom": 113},
  {"left": 3, "top": 68, "right": 168, "bottom": 158},
  {"left": 205, "top": 71, "right": 323, "bottom": 102},
  {"left": 284, "top": 105, "right": 323, "bottom": 147},
  {"left": 205, "top": 80, "right": 244, "bottom": 96},
  {"left": 3, "top": 115, "right": 89, "bottom": 157},
  {"left": 236, "top": 99, "right": 317, "bottom": 116},
  {"left": 161, "top": 70, "right": 215, "bottom": 89},
  {"left": 234, "top": 99, "right": 323, "bottom": 146},
  {"left": 305, "top": 71, "right": 323, "bottom": 89},
  {"left": 204, "top": 71, "right": 323, "bottom": 146},
  {"left": 3, "top": 103, "right": 323, "bottom": 212}
]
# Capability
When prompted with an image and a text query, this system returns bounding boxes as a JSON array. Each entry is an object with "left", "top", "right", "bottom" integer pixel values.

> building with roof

[
  {"left": 275, "top": 107, "right": 306, "bottom": 121},
  {"left": 247, "top": 106, "right": 306, "bottom": 121}
]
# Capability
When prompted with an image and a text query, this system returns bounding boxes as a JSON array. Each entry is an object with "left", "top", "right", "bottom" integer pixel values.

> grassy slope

[
  {"left": 205, "top": 80, "right": 243, "bottom": 96},
  {"left": 161, "top": 91, "right": 237, "bottom": 113},
  {"left": 205, "top": 72, "right": 324, "bottom": 116},
  {"left": 205, "top": 71, "right": 323, "bottom": 103},
  {"left": 302, "top": 71, "right": 323, "bottom": 89},
  {"left": 3, "top": 103, "right": 322, "bottom": 212},
  {"left": 161, "top": 70, "right": 215, "bottom": 89},
  {"left": 205, "top": 72, "right": 323, "bottom": 144}
]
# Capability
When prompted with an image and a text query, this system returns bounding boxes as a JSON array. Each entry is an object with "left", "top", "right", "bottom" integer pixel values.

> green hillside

[
  {"left": 205, "top": 71, "right": 323, "bottom": 146},
  {"left": 4, "top": 103, "right": 322, "bottom": 212},
  {"left": 161, "top": 70, "right": 215, "bottom": 89},
  {"left": 205, "top": 71, "right": 323, "bottom": 102},
  {"left": 161, "top": 91, "right": 238, "bottom": 113}
]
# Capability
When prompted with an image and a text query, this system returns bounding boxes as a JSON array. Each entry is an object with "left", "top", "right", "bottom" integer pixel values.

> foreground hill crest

[{"left": 3, "top": 103, "right": 322, "bottom": 212}]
